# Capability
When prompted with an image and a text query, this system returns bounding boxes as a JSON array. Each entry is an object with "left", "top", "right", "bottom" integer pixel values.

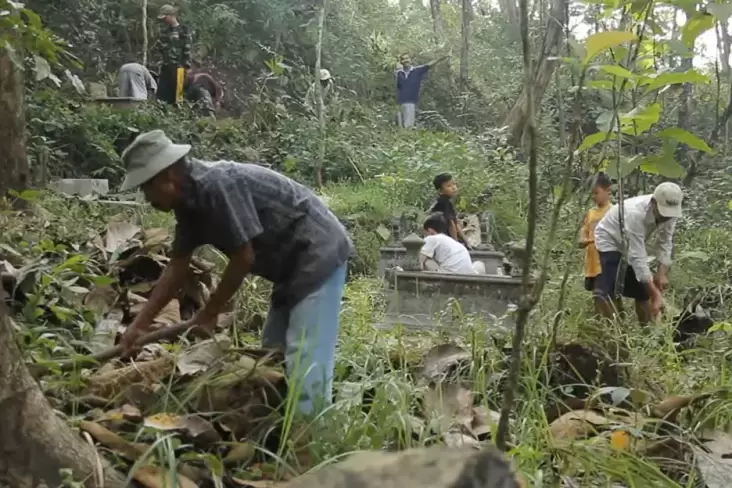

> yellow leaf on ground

[
  {"left": 610, "top": 430, "right": 630, "bottom": 450},
  {"left": 144, "top": 413, "right": 185, "bottom": 431}
]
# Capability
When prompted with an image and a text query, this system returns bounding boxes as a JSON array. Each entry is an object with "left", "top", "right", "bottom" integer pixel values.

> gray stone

[
  {"left": 88, "top": 82, "right": 108, "bottom": 99},
  {"left": 379, "top": 270, "right": 527, "bottom": 329},
  {"left": 479, "top": 211, "right": 495, "bottom": 248},
  {"left": 281, "top": 446, "right": 523, "bottom": 488},
  {"left": 52, "top": 179, "right": 109, "bottom": 197},
  {"left": 92, "top": 97, "right": 145, "bottom": 109},
  {"left": 401, "top": 233, "right": 425, "bottom": 271}
]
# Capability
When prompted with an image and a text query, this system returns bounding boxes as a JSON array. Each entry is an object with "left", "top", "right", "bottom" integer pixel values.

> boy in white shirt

[{"left": 420, "top": 213, "right": 484, "bottom": 274}]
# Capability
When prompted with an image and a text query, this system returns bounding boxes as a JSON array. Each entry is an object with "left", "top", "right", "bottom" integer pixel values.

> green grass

[{"left": 4, "top": 187, "right": 732, "bottom": 487}]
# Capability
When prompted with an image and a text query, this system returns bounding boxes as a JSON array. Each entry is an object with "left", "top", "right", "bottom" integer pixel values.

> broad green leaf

[
  {"left": 640, "top": 69, "right": 710, "bottom": 91},
  {"left": 708, "top": 2, "right": 732, "bottom": 22},
  {"left": 620, "top": 103, "right": 661, "bottom": 135},
  {"left": 577, "top": 132, "right": 616, "bottom": 152},
  {"left": 728, "top": 200, "right": 732, "bottom": 210},
  {"left": 603, "top": 155, "right": 643, "bottom": 179},
  {"left": 665, "top": 39, "right": 693, "bottom": 58},
  {"left": 640, "top": 154, "right": 686, "bottom": 178},
  {"left": 599, "top": 64, "right": 637, "bottom": 79},
  {"left": 612, "top": 47, "right": 629, "bottom": 64},
  {"left": 588, "top": 80, "right": 614, "bottom": 90},
  {"left": 658, "top": 127, "right": 713, "bottom": 153},
  {"left": 596, "top": 110, "right": 617, "bottom": 132},
  {"left": 584, "top": 31, "right": 638, "bottom": 65},
  {"left": 33, "top": 54, "right": 51, "bottom": 81},
  {"left": 89, "top": 275, "right": 116, "bottom": 286},
  {"left": 568, "top": 38, "right": 587, "bottom": 60},
  {"left": 681, "top": 12, "right": 715, "bottom": 48}
]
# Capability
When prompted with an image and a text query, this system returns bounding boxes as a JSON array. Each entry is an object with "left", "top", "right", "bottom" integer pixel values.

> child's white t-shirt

[{"left": 420, "top": 234, "right": 475, "bottom": 274}]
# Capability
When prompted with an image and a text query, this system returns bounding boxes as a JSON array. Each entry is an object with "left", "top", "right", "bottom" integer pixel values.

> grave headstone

[
  {"left": 88, "top": 82, "right": 108, "bottom": 99},
  {"left": 52, "top": 179, "right": 109, "bottom": 197},
  {"left": 390, "top": 216, "right": 402, "bottom": 245},
  {"left": 479, "top": 211, "right": 495, "bottom": 249},
  {"left": 401, "top": 233, "right": 425, "bottom": 271}
]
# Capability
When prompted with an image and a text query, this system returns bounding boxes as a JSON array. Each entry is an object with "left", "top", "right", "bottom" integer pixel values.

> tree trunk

[
  {"left": 459, "top": 0, "right": 470, "bottom": 93},
  {"left": 429, "top": 0, "right": 445, "bottom": 45},
  {"left": 0, "top": 50, "right": 29, "bottom": 201},
  {"left": 0, "top": 293, "right": 125, "bottom": 487},
  {"left": 0, "top": 47, "right": 125, "bottom": 487},
  {"left": 502, "top": 0, "right": 568, "bottom": 146},
  {"left": 499, "top": 0, "right": 520, "bottom": 25},
  {"left": 142, "top": 0, "right": 149, "bottom": 65},
  {"left": 314, "top": 0, "right": 326, "bottom": 188},
  {"left": 719, "top": 20, "right": 731, "bottom": 79}
]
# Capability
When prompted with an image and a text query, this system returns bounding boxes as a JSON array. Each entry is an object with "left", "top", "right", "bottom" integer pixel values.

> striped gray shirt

[{"left": 172, "top": 159, "right": 353, "bottom": 307}]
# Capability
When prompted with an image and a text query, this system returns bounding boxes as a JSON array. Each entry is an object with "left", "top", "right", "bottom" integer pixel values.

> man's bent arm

[
  {"left": 133, "top": 254, "right": 191, "bottom": 329},
  {"left": 197, "top": 243, "right": 254, "bottom": 321},
  {"left": 655, "top": 219, "right": 676, "bottom": 269}
]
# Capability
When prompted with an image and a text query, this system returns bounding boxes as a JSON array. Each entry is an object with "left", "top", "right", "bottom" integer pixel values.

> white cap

[
  {"left": 319, "top": 69, "right": 332, "bottom": 81},
  {"left": 652, "top": 182, "right": 683, "bottom": 218}
]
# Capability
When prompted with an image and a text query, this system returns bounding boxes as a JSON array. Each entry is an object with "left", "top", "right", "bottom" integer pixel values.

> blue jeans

[{"left": 261, "top": 264, "right": 346, "bottom": 415}]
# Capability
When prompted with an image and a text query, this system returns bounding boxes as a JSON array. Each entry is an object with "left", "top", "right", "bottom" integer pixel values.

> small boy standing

[
  {"left": 429, "top": 173, "right": 470, "bottom": 248},
  {"left": 421, "top": 213, "right": 482, "bottom": 274},
  {"left": 579, "top": 173, "right": 612, "bottom": 293}
]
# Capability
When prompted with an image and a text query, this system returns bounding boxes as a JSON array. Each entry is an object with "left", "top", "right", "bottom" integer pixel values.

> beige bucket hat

[
  {"left": 319, "top": 69, "right": 332, "bottom": 81},
  {"left": 120, "top": 130, "right": 191, "bottom": 191}
]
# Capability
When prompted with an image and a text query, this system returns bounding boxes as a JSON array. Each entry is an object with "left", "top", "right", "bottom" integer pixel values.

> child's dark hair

[
  {"left": 433, "top": 173, "right": 453, "bottom": 191},
  {"left": 594, "top": 172, "right": 612, "bottom": 189},
  {"left": 423, "top": 212, "right": 449, "bottom": 234}
]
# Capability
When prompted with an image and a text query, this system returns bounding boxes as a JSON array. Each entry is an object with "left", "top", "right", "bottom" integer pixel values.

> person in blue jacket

[{"left": 395, "top": 52, "right": 448, "bottom": 128}]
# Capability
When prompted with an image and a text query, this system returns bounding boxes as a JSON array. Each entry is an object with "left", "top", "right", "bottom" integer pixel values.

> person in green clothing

[{"left": 157, "top": 4, "right": 191, "bottom": 104}]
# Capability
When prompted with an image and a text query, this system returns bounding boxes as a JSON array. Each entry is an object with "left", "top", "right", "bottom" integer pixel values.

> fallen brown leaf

[
  {"left": 133, "top": 465, "right": 197, "bottom": 488},
  {"left": 79, "top": 420, "right": 148, "bottom": 460},
  {"left": 650, "top": 391, "right": 716, "bottom": 421},
  {"left": 83, "top": 355, "right": 175, "bottom": 399},
  {"left": 144, "top": 413, "right": 221, "bottom": 444},
  {"left": 143, "top": 228, "right": 170, "bottom": 248},
  {"left": 422, "top": 381, "right": 473, "bottom": 434},
  {"left": 232, "top": 478, "right": 286, "bottom": 488},
  {"left": 153, "top": 299, "right": 181, "bottom": 325},
  {"left": 549, "top": 410, "right": 613, "bottom": 442},
  {"left": 83, "top": 285, "right": 118, "bottom": 316},
  {"left": 224, "top": 442, "right": 256, "bottom": 465},
  {"left": 104, "top": 221, "right": 141, "bottom": 253},
  {"left": 102, "top": 404, "right": 143, "bottom": 423},
  {"left": 177, "top": 338, "right": 231, "bottom": 376}
]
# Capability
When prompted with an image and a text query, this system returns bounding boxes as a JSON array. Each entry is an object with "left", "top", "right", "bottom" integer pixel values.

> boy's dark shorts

[
  {"left": 584, "top": 276, "right": 596, "bottom": 292},
  {"left": 594, "top": 251, "right": 650, "bottom": 301}
]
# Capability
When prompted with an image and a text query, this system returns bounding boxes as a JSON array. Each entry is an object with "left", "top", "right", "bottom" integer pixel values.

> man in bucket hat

[
  {"left": 118, "top": 130, "right": 353, "bottom": 415},
  {"left": 304, "top": 68, "right": 336, "bottom": 115},
  {"left": 593, "top": 181, "right": 683, "bottom": 324}
]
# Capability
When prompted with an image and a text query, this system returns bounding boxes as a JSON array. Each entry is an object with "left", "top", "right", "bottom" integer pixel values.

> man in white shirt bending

[
  {"left": 420, "top": 213, "right": 485, "bottom": 274},
  {"left": 593, "top": 182, "right": 683, "bottom": 324}
]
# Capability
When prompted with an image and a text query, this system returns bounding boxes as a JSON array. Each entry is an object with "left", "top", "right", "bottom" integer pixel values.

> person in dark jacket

[
  {"left": 395, "top": 52, "right": 448, "bottom": 128},
  {"left": 156, "top": 4, "right": 191, "bottom": 104}
]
